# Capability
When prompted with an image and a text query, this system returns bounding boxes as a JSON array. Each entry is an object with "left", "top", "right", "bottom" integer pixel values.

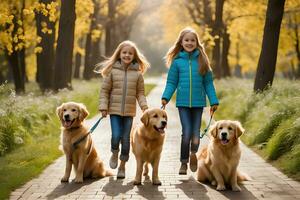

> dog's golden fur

[
  {"left": 57, "top": 102, "right": 111, "bottom": 183},
  {"left": 131, "top": 108, "right": 168, "bottom": 185},
  {"left": 196, "top": 120, "right": 251, "bottom": 191}
]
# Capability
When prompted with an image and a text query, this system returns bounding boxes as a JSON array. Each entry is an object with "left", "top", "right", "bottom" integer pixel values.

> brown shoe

[
  {"left": 109, "top": 152, "right": 118, "bottom": 169},
  {"left": 117, "top": 160, "right": 126, "bottom": 179},
  {"left": 179, "top": 163, "right": 187, "bottom": 175},
  {"left": 190, "top": 153, "right": 197, "bottom": 172}
]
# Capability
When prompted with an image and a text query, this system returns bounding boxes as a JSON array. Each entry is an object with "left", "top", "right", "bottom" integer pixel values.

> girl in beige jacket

[{"left": 97, "top": 40, "right": 149, "bottom": 178}]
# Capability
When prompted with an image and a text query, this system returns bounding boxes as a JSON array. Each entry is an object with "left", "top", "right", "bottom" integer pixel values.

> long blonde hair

[
  {"left": 95, "top": 40, "right": 150, "bottom": 77},
  {"left": 165, "top": 27, "right": 211, "bottom": 75}
]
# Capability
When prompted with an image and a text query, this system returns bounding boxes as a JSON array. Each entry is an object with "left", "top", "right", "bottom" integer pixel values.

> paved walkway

[{"left": 10, "top": 78, "right": 300, "bottom": 200}]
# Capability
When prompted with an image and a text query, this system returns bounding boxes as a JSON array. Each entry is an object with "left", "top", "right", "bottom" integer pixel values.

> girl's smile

[
  {"left": 181, "top": 32, "right": 197, "bottom": 53},
  {"left": 120, "top": 46, "right": 135, "bottom": 66}
]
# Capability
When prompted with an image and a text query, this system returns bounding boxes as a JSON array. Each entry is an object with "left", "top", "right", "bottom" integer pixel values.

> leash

[
  {"left": 200, "top": 110, "right": 215, "bottom": 139},
  {"left": 72, "top": 116, "right": 104, "bottom": 149}
]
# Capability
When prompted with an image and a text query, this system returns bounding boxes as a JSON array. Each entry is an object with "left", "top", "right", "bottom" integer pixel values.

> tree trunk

[
  {"left": 74, "top": 52, "right": 81, "bottom": 79},
  {"left": 53, "top": 0, "right": 76, "bottom": 90},
  {"left": 35, "top": 0, "right": 56, "bottom": 92},
  {"left": 83, "top": 30, "right": 92, "bottom": 80},
  {"left": 6, "top": 51, "right": 25, "bottom": 94},
  {"left": 254, "top": 0, "right": 286, "bottom": 91},
  {"left": 221, "top": 26, "right": 231, "bottom": 77},
  {"left": 6, "top": 5, "right": 26, "bottom": 94},
  {"left": 293, "top": 16, "right": 300, "bottom": 79},
  {"left": 211, "top": 0, "right": 224, "bottom": 79},
  {"left": 105, "top": 0, "right": 115, "bottom": 56},
  {"left": 91, "top": 34, "right": 102, "bottom": 66}
]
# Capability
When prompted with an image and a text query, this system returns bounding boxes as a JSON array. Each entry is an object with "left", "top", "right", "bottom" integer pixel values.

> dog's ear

[
  {"left": 56, "top": 104, "right": 64, "bottom": 120},
  {"left": 163, "top": 110, "right": 168, "bottom": 121},
  {"left": 210, "top": 122, "right": 218, "bottom": 138},
  {"left": 234, "top": 121, "right": 245, "bottom": 138},
  {"left": 141, "top": 111, "right": 149, "bottom": 126},
  {"left": 79, "top": 103, "right": 89, "bottom": 121}
]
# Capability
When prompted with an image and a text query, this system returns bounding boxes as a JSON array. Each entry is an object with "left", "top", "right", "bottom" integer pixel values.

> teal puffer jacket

[{"left": 162, "top": 49, "right": 219, "bottom": 107}]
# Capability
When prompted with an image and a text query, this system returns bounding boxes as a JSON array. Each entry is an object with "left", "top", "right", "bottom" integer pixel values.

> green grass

[
  {"left": 0, "top": 80, "right": 156, "bottom": 200},
  {"left": 214, "top": 78, "right": 300, "bottom": 181}
]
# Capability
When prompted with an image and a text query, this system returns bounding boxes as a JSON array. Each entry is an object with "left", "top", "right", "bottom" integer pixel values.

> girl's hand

[
  {"left": 210, "top": 105, "right": 218, "bottom": 115},
  {"left": 101, "top": 110, "right": 107, "bottom": 117},
  {"left": 161, "top": 99, "right": 167, "bottom": 109}
]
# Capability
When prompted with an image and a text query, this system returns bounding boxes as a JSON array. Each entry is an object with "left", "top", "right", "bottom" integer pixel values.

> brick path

[{"left": 10, "top": 78, "right": 300, "bottom": 200}]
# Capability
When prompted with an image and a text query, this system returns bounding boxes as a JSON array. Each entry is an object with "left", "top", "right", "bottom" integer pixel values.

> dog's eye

[
  {"left": 219, "top": 127, "right": 223, "bottom": 130},
  {"left": 228, "top": 127, "right": 233, "bottom": 130},
  {"left": 63, "top": 109, "right": 66, "bottom": 112},
  {"left": 71, "top": 109, "right": 76, "bottom": 112},
  {"left": 153, "top": 114, "right": 158, "bottom": 118}
]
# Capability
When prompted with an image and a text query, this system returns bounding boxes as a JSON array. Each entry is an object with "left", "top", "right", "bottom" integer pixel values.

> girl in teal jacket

[{"left": 161, "top": 27, "right": 219, "bottom": 175}]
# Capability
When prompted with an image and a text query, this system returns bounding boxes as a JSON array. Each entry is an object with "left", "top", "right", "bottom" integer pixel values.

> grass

[
  {"left": 213, "top": 78, "right": 300, "bottom": 181},
  {"left": 0, "top": 79, "right": 156, "bottom": 200}
]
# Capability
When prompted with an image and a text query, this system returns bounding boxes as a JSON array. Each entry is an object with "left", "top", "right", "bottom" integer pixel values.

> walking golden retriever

[
  {"left": 57, "top": 102, "right": 111, "bottom": 183},
  {"left": 196, "top": 120, "right": 251, "bottom": 191},
  {"left": 131, "top": 108, "right": 168, "bottom": 185}
]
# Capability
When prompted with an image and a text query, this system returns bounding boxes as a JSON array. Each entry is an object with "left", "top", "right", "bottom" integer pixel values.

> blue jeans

[
  {"left": 178, "top": 107, "right": 203, "bottom": 163},
  {"left": 110, "top": 115, "right": 133, "bottom": 161}
]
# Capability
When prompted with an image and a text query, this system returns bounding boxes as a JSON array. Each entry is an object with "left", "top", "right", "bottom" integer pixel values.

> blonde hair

[
  {"left": 95, "top": 40, "right": 150, "bottom": 77},
  {"left": 165, "top": 27, "right": 211, "bottom": 75}
]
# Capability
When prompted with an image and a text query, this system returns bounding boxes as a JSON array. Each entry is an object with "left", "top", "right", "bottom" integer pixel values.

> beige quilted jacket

[{"left": 99, "top": 62, "right": 148, "bottom": 117}]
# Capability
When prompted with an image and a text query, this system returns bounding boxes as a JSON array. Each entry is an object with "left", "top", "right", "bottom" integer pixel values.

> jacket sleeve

[
  {"left": 203, "top": 71, "right": 219, "bottom": 106},
  {"left": 136, "top": 74, "right": 148, "bottom": 110},
  {"left": 162, "top": 61, "right": 179, "bottom": 102},
  {"left": 99, "top": 72, "right": 112, "bottom": 111}
]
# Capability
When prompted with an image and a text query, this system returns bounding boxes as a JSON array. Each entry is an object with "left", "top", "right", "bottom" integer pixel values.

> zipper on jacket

[
  {"left": 189, "top": 55, "right": 192, "bottom": 107},
  {"left": 121, "top": 69, "right": 128, "bottom": 115}
]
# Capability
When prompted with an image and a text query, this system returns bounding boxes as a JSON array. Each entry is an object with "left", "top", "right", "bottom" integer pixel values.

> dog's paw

[
  {"left": 232, "top": 185, "right": 241, "bottom": 192},
  {"left": 74, "top": 177, "right": 83, "bottom": 183},
  {"left": 216, "top": 184, "right": 226, "bottom": 191},
  {"left": 133, "top": 180, "right": 142, "bottom": 185},
  {"left": 152, "top": 179, "right": 162, "bottom": 186},
  {"left": 61, "top": 176, "right": 69, "bottom": 183}
]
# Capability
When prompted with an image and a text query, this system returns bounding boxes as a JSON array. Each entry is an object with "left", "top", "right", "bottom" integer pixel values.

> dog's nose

[
  {"left": 221, "top": 132, "right": 227, "bottom": 137},
  {"left": 161, "top": 121, "right": 167, "bottom": 127},
  {"left": 64, "top": 114, "right": 70, "bottom": 119}
]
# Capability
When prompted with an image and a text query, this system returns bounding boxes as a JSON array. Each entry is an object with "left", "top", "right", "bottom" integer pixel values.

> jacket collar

[
  {"left": 177, "top": 49, "right": 199, "bottom": 59},
  {"left": 113, "top": 60, "right": 139, "bottom": 71}
]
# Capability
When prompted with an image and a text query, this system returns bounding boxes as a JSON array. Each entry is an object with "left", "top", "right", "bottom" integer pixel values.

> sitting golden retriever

[
  {"left": 131, "top": 108, "right": 168, "bottom": 185},
  {"left": 196, "top": 120, "right": 251, "bottom": 191},
  {"left": 57, "top": 102, "right": 111, "bottom": 183}
]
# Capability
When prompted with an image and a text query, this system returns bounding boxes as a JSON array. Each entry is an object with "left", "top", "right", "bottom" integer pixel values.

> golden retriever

[
  {"left": 57, "top": 102, "right": 111, "bottom": 183},
  {"left": 131, "top": 108, "right": 168, "bottom": 185},
  {"left": 196, "top": 120, "right": 251, "bottom": 191}
]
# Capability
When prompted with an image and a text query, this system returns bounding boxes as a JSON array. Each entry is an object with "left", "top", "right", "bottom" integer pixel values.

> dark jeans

[
  {"left": 178, "top": 107, "right": 203, "bottom": 163},
  {"left": 110, "top": 115, "right": 133, "bottom": 161}
]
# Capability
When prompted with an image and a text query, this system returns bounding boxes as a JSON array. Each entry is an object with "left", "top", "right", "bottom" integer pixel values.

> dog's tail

[{"left": 237, "top": 171, "right": 252, "bottom": 182}]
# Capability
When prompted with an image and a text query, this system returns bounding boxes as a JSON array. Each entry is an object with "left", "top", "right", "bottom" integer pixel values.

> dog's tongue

[
  {"left": 158, "top": 128, "right": 165, "bottom": 134},
  {"left": 64, "top": 121, "right": 72, "bottom": 127},
  {"left": 221, "top": 139, "right": 229, "bottom": 145}
]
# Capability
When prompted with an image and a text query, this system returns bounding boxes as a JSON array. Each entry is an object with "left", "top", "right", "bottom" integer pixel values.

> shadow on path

[
  {"left": 46, "top": 179, "right": 95, "bottom": 200},
  {"left": 175, "top": 176, "right": 210, "bottom": 199},
  {"left": 135, "top": 178, "right": 164, "bottom": 200},
  {"left": 218, "top": 185, "right": 258, "bottom": 200},
  {"left": 101, "top": 177, "right": 134, "bottom": 197}
]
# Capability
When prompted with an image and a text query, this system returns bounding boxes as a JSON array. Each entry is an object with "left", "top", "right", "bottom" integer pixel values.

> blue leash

[
  {"left": 72, "top": 116, "right": 104, "bottom": 149},
  {"left": 200, "top": 111, "right": 215, "bottom": 139}
]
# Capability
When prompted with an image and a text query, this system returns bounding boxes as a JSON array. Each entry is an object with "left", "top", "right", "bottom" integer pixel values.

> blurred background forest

[
  {"left": 0, "top": 0, "right": 299, "bottom": 93},
  {"left": 0, "top": 1, "right": 300, "bottom": 197}
]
